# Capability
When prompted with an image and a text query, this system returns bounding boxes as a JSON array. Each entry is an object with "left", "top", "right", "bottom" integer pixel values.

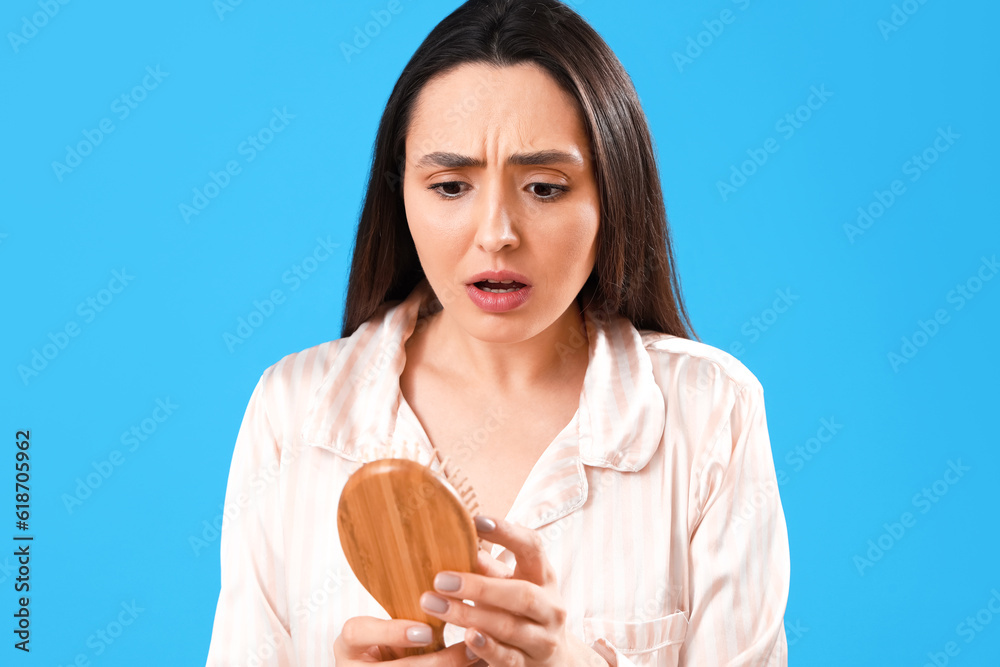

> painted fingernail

[
  {"left": 420, "top": 592, "right": 449, "bottom": 613},
  {"left": 465, "top": 645, "right": 478, "bottom": 661},
  {"left": 474, "top": 516, "right": 496, "bottom": 532},
  {"left": 434, "top": 572, "right": 461, "bottom": 592},
  {"left": 471, "top": 630, "right": 486, "bottom": 647},
  {"left": 406, "top": 625, "right": 432, "bottom": 644}
]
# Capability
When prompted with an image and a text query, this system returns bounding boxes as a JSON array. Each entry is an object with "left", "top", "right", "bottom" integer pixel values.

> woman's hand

[
  {"left": 332, "top": 615, "right": 478, "bottom": 664},
  {"left": 418, "top": 516, "right": 610, "bottom": 667}
]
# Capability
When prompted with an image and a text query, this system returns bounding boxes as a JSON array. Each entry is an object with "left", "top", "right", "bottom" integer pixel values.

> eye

[
  {"left": 527, "top": 183, "right": 568, "bottom": 200},
  {"left": 426, "top": 181, "right": 569, "bottom": 201},
  {"left": 427, "top": 181, "right": 467, "bottom": 198}
]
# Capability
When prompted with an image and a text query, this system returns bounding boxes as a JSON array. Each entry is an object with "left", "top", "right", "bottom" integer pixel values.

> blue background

[{"left": 2, "top": 0, "right": 998, "bottom": 664}]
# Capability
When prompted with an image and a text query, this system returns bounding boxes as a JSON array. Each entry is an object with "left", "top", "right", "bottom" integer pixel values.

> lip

[
  {"left": 466, "top": 283, "right": 532, "bottom": 313},
  {"left": 465, "top": 269, "right": 532, "bottom": 286}
]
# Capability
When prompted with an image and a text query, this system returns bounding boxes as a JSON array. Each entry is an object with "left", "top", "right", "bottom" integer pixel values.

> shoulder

[
  {"left": 254, "top": 301, "right": 398, "bottom": 404},
  {"left": 638, "top": 330, "right": 764, "bottom": 400},
  {"left": 249, "top": 337, "right": 353, "bottom": 442},
  {"left": 637, "top": 332, "right": 771, "bottom": 478},
  {"left": 259, "top": 337, "right": 348, "bottom": 392}
]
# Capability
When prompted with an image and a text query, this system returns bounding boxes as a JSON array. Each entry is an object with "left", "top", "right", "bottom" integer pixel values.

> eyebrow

[{"left": 413, "top": 149, "right": 584, "bottom": 170}]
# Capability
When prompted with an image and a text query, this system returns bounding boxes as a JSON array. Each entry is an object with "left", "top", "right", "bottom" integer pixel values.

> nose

[{"left": 473, "top": 180, "right": 520, "bottom": 253}]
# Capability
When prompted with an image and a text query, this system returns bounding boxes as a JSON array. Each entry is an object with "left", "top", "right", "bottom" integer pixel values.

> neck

[{"left": 418, "top": 301, "right": 591, "bottom": 392}]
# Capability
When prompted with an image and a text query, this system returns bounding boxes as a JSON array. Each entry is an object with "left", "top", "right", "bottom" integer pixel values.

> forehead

[{"left": 406, "top": 62, "right": 589, "bottom": 157}]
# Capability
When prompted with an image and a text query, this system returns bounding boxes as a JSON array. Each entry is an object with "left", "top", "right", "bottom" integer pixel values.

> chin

[{"left": 458, "top": 311, "right": 532, "bottom": 340}]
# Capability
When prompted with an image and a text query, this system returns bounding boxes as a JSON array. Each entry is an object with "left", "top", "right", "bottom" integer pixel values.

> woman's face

[{"left": 402, "top": 62, "right": 600, "bottom": 343}]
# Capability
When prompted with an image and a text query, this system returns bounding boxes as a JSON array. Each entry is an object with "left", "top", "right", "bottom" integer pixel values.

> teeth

[
  {"left": 480, "top": 286, "right": 522, "bottom": 293},
  {"left": 485, "top": 279, "right": 515, "bottom": 284}
]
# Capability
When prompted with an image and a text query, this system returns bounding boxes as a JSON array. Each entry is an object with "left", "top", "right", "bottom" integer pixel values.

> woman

[{"left": 206, "top": 1, "right": 790, "bottom": 665}]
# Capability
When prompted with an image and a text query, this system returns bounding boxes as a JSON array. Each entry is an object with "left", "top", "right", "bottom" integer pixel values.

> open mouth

[{"left": 472, "top": 280, "right": 527, "bottom": 293}]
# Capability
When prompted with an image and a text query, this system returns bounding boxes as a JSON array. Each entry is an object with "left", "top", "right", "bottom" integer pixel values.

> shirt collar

[{"left": 300, "top": 278, "right": 665, "bottom": 472}]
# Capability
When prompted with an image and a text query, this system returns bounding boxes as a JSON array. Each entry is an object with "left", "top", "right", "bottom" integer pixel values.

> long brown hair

[{"left": 341, "top": 0, "right": 698, "bottom": 341}]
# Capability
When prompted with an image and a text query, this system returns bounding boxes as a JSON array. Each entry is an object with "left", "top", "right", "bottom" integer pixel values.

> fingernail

[
  {"left": 434, "top": 572, "right": 461, "bottom": 592},
  {"left": 471, "top": 630, "right": 486, "bottom": 647},
  {"left": 465, "top": 645, "right": 478, "bottom": 661},
  {"left": 474, "top": 515, "right": 496, "bottom": 532},
  {"left": 406, "top": 625, "right": 432, "bottom": 644},
  {"left": 420, "top": 592, "right": 449, "bottom": 613}
]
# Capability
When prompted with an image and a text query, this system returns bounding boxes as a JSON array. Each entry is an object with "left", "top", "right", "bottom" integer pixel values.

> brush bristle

[{"left": 432, "top": 450, "right": 485, "bottom": 548}]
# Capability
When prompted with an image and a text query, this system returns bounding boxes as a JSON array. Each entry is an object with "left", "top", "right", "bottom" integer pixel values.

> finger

[
  {"left": 474, "top": 515, "right": 555, "bottom": 586},
  {"left": 335, "top": 616, "right": 437, "bottom": 657},
  {"left": 420, "top": 591, "right": 552, "bottom": 657},
  {"left": 476, "top": 535, "right": 497, "bottom": 553},
  {"left": 381, "top": 640, "right": 480, "bottom": 665},
  {"left": 476, "top": 549, "right": 514, "bottom": 579},
  {"left": 428, "top": 571, "right": 562, "bottom": 627},
  {"left": 463, "top": 627, "right": 531, "bottom": 666}
]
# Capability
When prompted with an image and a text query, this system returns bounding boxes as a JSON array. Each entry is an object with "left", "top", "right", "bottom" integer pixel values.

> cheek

[
  {"left": 407, "top": 213, "right": 465, "bottom": 264},
  {"left": 550, "top": 210, "right": 599, "bottom": 260}
]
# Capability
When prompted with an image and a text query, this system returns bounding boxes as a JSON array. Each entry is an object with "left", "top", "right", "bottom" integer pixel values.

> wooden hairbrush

[{"left": 337, "top": 451, "right": 483, "bottom": 657}]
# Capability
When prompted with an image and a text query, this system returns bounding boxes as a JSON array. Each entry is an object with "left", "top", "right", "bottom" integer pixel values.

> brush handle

[{"left": 338, "top": 458, "right": 479, "bottom": 657}]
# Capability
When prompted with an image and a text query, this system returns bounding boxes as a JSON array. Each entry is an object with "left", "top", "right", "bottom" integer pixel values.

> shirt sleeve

[
  {"left": 206, "top": 372, "right": 297, "bottom": 666},
  {"left": 680, "top": 381, "right": 790, "bottom": 666}
]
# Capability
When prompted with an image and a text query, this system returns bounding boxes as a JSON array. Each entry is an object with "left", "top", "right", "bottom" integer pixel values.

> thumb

[{"left": 476, "top": 549, "right": 514, "bottom": 579}]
